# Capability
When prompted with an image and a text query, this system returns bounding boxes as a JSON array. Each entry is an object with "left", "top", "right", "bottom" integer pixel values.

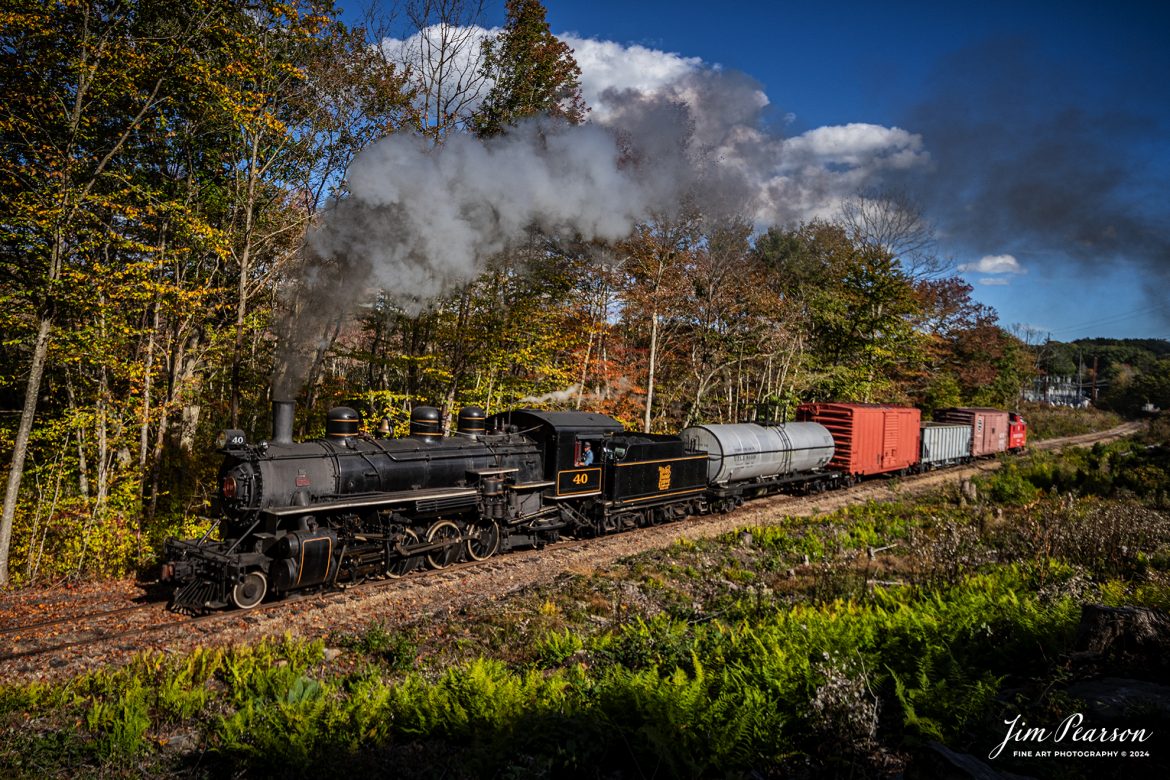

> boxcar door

[{"left": 882, "top": 411, "right": 900, "bottom": 467}]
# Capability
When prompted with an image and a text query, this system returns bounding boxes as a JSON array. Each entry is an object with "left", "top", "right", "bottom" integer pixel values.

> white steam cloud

[
  {"left": 518, "top": 385, "right": 583, "bottom": 405},
  {"left": 274, "top": 29, "right": 932, "bottom": 396}
]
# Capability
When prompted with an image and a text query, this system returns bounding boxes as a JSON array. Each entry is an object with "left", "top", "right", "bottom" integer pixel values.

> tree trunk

[
  {"left": 0, "top": 317, "right": 53, "bottom": 585},
  {"left": 576, "top": 287, "right": 601, "bottom": 410},
  {"left": 66, "top": 372, "right": 90, "bottom": 500},
  {"left": 643, "top": 310, "right": 659, "bottom": 433},
  {"left": 95, "top": 364, "right": 110, "bottom": 515},
  {"left": 230, "top": 133, "right": 261, "bottom": 428},
  {"left": 139, "top": 297, "right": 160, "bottom": 470}
]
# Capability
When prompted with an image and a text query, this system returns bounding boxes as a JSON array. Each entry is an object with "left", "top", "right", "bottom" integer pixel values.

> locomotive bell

[
  {"left": 457, "top": 405, "right": 487, "bottom": 437},
  {"left": 410, "top": 405, "right": 442, "bottom": 441},
  {"left": 326, "top": 407, "right": 360, "bottom": 439}
]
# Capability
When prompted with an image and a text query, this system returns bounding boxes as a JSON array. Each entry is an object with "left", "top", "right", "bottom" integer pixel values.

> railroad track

[
  {"left": 0, "top": 535, "right": 601, "bottom": 666},
  {"left": 0, "top": 421, "right": 1146, "bottom": 678}
]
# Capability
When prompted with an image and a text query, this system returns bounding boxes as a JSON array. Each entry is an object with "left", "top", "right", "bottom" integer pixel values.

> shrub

[{"left": 984, "top": 463, "right": 1040, "bottom": 505}]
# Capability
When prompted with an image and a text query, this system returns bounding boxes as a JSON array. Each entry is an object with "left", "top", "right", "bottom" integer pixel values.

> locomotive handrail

[
  {"left": 224, "top": 517, "right": 262, "bottom": 555},
  {"left": 195, "top": 517, "right": 221, "bottom": 544},
  {"left": 260, "top": 486, "right": 479, "bottom": 517}
]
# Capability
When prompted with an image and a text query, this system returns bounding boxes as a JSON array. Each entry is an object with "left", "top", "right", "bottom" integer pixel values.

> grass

[
  {"left": 2, "top": 441, "right": 1169, "bottom": 778},
  {"left": 1020, "top": 402, "right": 1124, "bottom": 440}
]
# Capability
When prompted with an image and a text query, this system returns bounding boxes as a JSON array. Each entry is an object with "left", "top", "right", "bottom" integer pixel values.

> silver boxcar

[
  {"left": 680, "top": 423, "right": 835, "bottom": 485},
  {"left": 919, "top": 422, "right": 972, "bottom": 468}
]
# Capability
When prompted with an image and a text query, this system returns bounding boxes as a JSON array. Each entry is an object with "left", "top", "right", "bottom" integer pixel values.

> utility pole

[
  {"left": 1092, "top": 355, "right": 1099, "bottom": 403},
  {"left": 1077, "top": 347, "right": 1084, "bottom": 404},
  {"left": 1042, "top": 333, "right": 1051, "bottom": 403}
]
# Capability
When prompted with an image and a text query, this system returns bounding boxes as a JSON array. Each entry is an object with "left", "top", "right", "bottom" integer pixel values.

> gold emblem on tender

[{"left": 658, "top": 465, "right": 672, "bottom": 491}]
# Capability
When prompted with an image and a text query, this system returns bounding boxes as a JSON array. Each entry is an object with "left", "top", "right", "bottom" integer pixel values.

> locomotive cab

[{"left": 487, "top": 409, "right": 625, "bottom": 500}]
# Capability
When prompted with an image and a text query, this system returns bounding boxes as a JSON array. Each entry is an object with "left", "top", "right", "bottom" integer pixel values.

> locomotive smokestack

[{"left": 272, "top": 400, "right": 295, "bottom": 445}]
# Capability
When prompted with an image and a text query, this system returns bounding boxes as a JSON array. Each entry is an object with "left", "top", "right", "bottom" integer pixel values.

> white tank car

[{"left": 680, "top": 423, "right": 835, "bottom": 485}]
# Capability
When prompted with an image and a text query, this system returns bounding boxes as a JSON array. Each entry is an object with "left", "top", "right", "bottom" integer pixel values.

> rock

[
  {"left": 907, "top": 741, "right": 1036, "bottom": 780},
  {"left": 960, "top": 478, "right": 979, "bottom": 505},
  {"left": 1072, "top": 604, "right": 1170, "bottom": 677},
  {"left": 1065, "top": 677, "right": 1170, "bottom": 720},
  {"left": 162, "top": 731, "right": 199, "bottom": 753},
  {"left": 324, "top": 647, "right": 343, "bottom": 662}
]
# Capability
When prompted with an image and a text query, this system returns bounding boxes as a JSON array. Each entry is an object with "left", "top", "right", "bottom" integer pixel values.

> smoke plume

[
  {"left": 273, "top": 38, "right": 932, "bottom": 397},
  {"left": 895, "top": 40, "right": 1170, "bottom": 320}
]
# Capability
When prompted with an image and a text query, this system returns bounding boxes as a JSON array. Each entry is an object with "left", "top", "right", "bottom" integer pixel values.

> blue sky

[{"left": 369, "top": 1, "right": 1170, "bottom": 341}]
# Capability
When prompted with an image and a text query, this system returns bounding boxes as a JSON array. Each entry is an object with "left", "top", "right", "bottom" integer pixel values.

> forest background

[{"left": 1, "top": 0, "right": 1168, "bottom": 587}]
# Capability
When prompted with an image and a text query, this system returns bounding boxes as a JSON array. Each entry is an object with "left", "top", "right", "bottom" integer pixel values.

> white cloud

[
  {"left": 380, "top": 24, "right": 498, "bottom": 121},
  {"left": 564, "top": 39, "right": 929, "bottom": 226},
  {"left": 560, "top": 35, "right": 709, "bottom": 122},
  {"left": 959, "top": 254, "right": 1026, "bottom": 274},
  {"left": 978, "top": 277, "right": 1012, "bottom": 286},
  {"left": 780, "top": 124, "right": 928, "bottom": 170}
]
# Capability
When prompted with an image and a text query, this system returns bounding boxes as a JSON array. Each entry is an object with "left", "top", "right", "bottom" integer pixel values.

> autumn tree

[
  {"left": 838, "top": 189, "right": 950, "bottom": 281},
  {"left": 472, "top": 0, "right": 586, "bottom": 137},
  {"left": 673, "top": 218, "right": 766, "bottom": 426},
  {"left": 0, "top": 0, "right": 412, "bottom": 584},
  {"left": 618, "top": 215, "right": 700, "bottom": 432},
  {"left": 396, "top": 0, "right": 490, "bottom": 140},
  {"left": 755, "top": 221, "right": 927, "bottom": 404},
  {"left": 0, "top": 0, "right": 190, "bottom": 584}
]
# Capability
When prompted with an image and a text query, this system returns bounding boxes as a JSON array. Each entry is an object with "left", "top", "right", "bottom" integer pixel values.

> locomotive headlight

[
  {"left": 216, "top": 429, "right": 247, "bottom": 451},
  {"left": 222, "top": 475, "right": 238, "bottom": 499}
]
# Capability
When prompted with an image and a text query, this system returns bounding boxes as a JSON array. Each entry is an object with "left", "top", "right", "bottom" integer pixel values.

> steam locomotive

[{"left": 161, "top": 400, "right": 1024, "bottom": 612}]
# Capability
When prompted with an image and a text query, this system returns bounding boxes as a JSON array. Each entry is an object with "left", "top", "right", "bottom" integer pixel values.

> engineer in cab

[{"left": 577, "top": 441, "right": 594, "bottom": 466}]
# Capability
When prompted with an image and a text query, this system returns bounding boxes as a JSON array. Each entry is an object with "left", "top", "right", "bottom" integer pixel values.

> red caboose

[
  {"left": 1008, "top": 412, "right": 1027, "bottom": 451},
  {"left": 796, "top": 403, "right": 921, "bottom": 478}
]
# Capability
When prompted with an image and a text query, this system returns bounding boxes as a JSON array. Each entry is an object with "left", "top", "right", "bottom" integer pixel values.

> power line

[{"left": 1046, "top": 300, "right": 1170, "bottom": 336}]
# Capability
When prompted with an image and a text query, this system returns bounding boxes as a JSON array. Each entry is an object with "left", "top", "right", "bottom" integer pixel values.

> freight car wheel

[
  {"left": 465, "top": 522, "right": 500, "bottom": 561},
  {"left": 386, "top": 529, "right": 421, "bottom": 578},
  {"left": 425, "top": 520, "right": 462, "bottom": 569},
  {"left": 230, "top": 571, "right": 267, "bottom": 610}
]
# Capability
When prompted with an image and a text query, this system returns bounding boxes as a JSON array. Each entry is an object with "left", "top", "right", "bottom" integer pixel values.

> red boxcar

[
  {"left": 796, "top": 403, "right": 921, "bottom": 477},
  {"left": 935, "top": 407, "right": 1009, "bottom": 457},
  {"left": 1008, "top": 412, "right": 1027, "bottom": 451}
]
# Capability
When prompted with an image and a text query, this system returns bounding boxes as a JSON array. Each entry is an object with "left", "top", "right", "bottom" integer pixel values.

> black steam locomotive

[{"left": 162, "top": 402, "right": 710, "bottom": 612}]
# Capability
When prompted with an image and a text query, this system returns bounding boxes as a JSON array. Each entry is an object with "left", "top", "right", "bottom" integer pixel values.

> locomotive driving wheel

[
  {"left": 465, "top": 521, "right": 501, "bottom": 561},
  {"left": 386, "top": 529, "right": 420, "bottom": 578},
  {"left": 425, "top": 520, "right": 462, "bottom": 569},
  {"left": 231, "top": 571, "right": 267, "bottom": 610}
]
